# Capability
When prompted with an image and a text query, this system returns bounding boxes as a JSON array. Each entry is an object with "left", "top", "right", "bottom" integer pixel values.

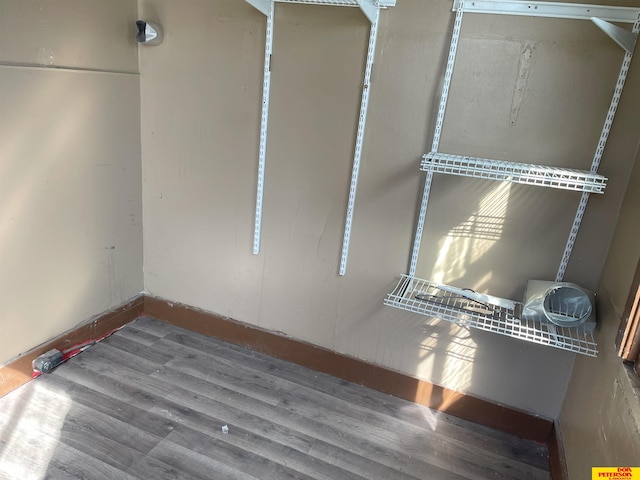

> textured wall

[
  {"left": 560, "top": 145, "right": 640, "bottom": 476},
  {"left": 140, "top": 0, "right": 640, "bottom": 418},
  {"left": 0, "top": 0, "right": 143, "bottom": 365}
]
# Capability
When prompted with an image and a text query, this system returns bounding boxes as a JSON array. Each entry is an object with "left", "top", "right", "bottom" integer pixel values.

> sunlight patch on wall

[
  {"left": 0, "top": 69, "right": 105, "bottom": 362},
  {"left": 430, "top": 181, "right": 512, "bottom": 289},
  {"left": 0, "top": 70, "right": 92, "bottom": 250},
  {"left": 414, "top": 182, "right": 510, "bottom": 394},
  {"left": 416, "top": 319, "right": 478, "bottom": 393}
]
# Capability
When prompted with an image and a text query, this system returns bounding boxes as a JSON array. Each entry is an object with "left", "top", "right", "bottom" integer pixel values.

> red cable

[{"left": 31, "top": 326, "right": 124, "bottom": 378}]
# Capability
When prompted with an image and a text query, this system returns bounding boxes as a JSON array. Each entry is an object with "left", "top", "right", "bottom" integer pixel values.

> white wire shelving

[
  {"left": 421, "top": 153, "right": 608, "bottom": 194},
  {"left": 386, "top": 0, "right": 640, "bottom": 356},
  {"left": 385, "top": 275, "right": 598, "bottom": 356},
  {"left": 275, "top": 0, "right": 395, "bottom": 6},
  {"left": 246, "top": 0, "right": 395, "bottom": 276}
]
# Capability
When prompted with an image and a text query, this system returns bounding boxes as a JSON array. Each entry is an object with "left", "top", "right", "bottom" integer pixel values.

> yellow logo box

[{"left": 593, "top": 467, "right": 640, "bottom": 479}]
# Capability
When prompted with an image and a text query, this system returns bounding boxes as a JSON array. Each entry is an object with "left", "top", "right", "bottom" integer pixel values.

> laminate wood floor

[{"left": 0, "top": 317, "right": 550, "bottom": 480}]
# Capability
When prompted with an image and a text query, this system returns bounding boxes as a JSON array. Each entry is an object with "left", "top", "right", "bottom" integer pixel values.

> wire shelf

[
  {"left": 275, "top": 0, "right": 396, "bottom": 7},
  {"left": 384, "top": 275, "right": 598, "bottom": 356},
  {"left": 421, "top": 152, "right": 607, "bottom": 194}
]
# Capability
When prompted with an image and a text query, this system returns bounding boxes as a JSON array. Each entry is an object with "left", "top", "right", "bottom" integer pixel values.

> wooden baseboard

[
  {"left": 1, "top": 293, "right": 554, "bottom": 444},
  {"left": 548, "top": 421, "right": 568, "bottom": 480},
  {"left": 144, "top": 295, "right": 553, "bottom": 443},
  {"left": 0, "top": 295, "right": 144, "bottom": 398}
]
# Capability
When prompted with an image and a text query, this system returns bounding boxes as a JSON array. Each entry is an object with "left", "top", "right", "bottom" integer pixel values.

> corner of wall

[
  {"left": 558, "top": 286, "right": 640, "bottom": 477},
  {"left": 0, "top": 0, "right": 143, "bottom": 365}
]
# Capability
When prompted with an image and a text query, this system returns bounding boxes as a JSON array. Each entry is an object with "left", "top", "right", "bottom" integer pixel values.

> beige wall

[
  {"left": 560, "top": 146, "right": 640, "bottom": 476},
  {"left": 0, "top": 0, "right": 138, "bottom": 73},
  {"left": 140, "top": 0, "right": 640, "bottom": 418},
  {"left": 0, "top": 0, "right": 143, "bottom": 365},
  {"left": 3, "top": 0, "right": 638, "bottom": 428}
]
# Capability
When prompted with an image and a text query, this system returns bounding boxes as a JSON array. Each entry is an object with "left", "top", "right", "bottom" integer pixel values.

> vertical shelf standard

[{"left": 246, "top": 0, "right": 395, "bottom": 278}]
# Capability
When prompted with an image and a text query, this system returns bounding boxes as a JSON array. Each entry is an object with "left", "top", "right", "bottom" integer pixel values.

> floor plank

[
  {"left": 0, "top": 317, "right": 550, "bottom": 480},
  {"left": 142, "top": 338, "right": 541, "bottom": 479},
  {"left": 148, "top": 325, "right": 549, "bottom": 472},
  {"left": 137, "top": 439, "right": 262, "bottom": 480},
  {"left": 153, "top": 326, "right": 549, "bottom": 470}
]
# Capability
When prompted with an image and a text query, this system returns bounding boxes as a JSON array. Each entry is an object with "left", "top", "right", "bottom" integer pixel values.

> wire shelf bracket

[
  {"left": 592, "top": 18, "right": 638, "bottom": 54},
  {"left": 246, "top": 0, "right": 273, "bottom": 16},
  {"left": 385, "top": 275, "right": 598, "bottom": 356},
  {"left": 246, "top": 0, "right": 395, "bottom": 267}
]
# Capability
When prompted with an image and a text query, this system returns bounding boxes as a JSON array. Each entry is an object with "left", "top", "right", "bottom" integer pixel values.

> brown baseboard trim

[
  {"left": 0, "top": 295, "right": 144, "bottom": 399},
  {"left": 2, "top": 293, "right": 554, "bottom": 442},
  {"left": 144, "top": 295, "right": 553, "bottom": 443},
  {"left": 548, "top": 421, "right": 568, "bottom": 480}
]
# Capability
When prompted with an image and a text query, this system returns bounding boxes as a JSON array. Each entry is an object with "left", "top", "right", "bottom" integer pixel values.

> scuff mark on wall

[{"left": 509, "top": 44, "right": 534, "bottom": 126}]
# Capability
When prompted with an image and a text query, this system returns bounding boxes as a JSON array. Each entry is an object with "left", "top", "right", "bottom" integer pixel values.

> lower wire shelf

[{"left": 384, "top": 275, "right": 598, "bottom": 356}]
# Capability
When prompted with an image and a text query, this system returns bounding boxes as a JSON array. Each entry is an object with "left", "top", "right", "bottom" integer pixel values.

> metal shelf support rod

[
  {"left": 247, "top": 0, "right": 394, "bottom": 260},
  {"left": 276, "top": 0, "right": 396, "bottom": 7},
  {"left": 340, "top": 10, "right": 379, "bottom": 275},
  {"left": 556, "top": 14, "right": 640, "bottom": 281},
  {"left": 253, "top": 2, "right": 275, "bottom": 254},
  {"left": 409, "top": 5, "right": 465, "bottom": 277}
]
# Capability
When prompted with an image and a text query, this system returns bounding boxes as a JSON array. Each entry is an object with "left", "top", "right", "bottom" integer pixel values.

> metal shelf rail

[
  {"left": 246, "top": 0, "right": 395, "bottom": 277},
  {"left": 261, "top": 0, "right": 394, "bottom": 7},
  {"left": 421, "top": 153, "right": 608, "bottom": 194},
  {"left": 386, "top": 0, "right": 640, "bottom": 356},
  {"left": 385, "top": 275, "right": 598, "bottom": 356}
]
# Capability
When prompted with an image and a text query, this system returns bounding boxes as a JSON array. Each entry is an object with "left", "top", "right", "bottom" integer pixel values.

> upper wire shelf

[
  {"left": 421, "top": 152, "right": 608, "bottom": 194},
  {"left": 384, "top": 275, "right": 598, "bottom": 356},
  {"left": 259, "top": 0, "right": 395, "bottom": 7}
]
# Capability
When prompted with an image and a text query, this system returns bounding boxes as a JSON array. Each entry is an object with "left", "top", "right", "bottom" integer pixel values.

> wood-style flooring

[{"left": 0, "top": 317, "right": 550, "bottom": 480}]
